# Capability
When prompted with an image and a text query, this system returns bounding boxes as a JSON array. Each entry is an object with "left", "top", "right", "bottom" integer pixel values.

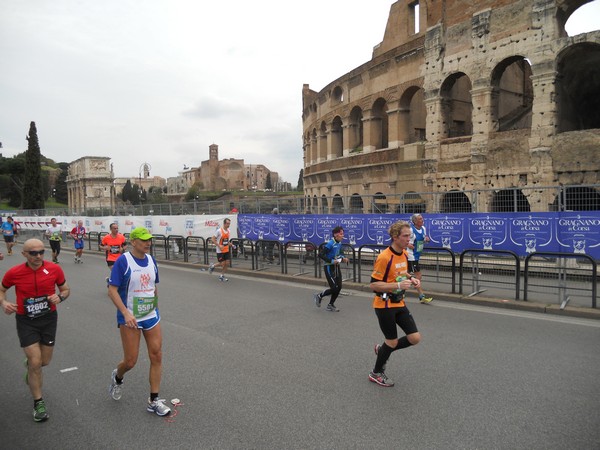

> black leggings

[
  {"left": 49, "top": 240, "right": 61, "bottom": 257},
  {"left": 322, "top": 264, "right": 342, "bottom": 305}
]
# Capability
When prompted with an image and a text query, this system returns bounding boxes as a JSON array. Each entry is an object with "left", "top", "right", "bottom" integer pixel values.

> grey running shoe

[
  {"left": 109, "top": 369, "right": 123, "bottom": 401},
  {"left": 326, "top": 303, "right": 339, "bottom": 312},
  {"left": 219, "top": 275, "right": 229, "bottom": 282},
  {"left": 313, "top": 293, "right": 322, "bottom": 307},
  {"left": 208, "top": 264, "right": 215, "bottom": 274},
  {"left": 33, "top": 399, "right": 49, "bottom": 422},
  {"left": 369, "top": 371, "right": 394, "bottom": 387},
  {"left": 147, "top": 398, "right": 171, "bottom": 416}
]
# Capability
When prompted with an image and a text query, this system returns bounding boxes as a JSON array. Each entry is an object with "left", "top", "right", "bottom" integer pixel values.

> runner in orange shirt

[
  {"left": 368, "top": 220, "right": 422, "bottom": 388},
  {"left": 208, "top": 218, "right": 232, "bottom": 282},
  {"left": 100, "top": 223, "right": 126, "bottom": 285}
]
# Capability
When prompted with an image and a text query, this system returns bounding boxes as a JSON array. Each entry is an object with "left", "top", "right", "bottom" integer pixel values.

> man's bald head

[{"left": 23, "top": 239, "right": 45, "bottom": 252}]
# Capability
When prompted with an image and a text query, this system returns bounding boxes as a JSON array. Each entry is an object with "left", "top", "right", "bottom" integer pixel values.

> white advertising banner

[{"left": 15, "top": 215, "right": 239, "bottom": 240}]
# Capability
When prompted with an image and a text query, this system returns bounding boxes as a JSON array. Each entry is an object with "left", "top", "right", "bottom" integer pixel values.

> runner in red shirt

[
  {"left": 0, "top": 238, "right": 70, "bottom": 422},
  {"left": 70, "top": 220, "right": 87, "bottom": 263}
]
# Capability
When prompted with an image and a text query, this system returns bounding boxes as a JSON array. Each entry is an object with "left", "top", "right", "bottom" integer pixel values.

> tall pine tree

[
  {"left": 23, "top": 121, "right": 45, "bottom": 209},
  {"left": 297, "top": 169, "right": 304, "bottom": 191}
]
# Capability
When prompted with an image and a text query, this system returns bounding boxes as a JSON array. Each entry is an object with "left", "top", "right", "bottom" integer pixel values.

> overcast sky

[{"left": 1, "top": 1, "right": 599, "bottom": 186}]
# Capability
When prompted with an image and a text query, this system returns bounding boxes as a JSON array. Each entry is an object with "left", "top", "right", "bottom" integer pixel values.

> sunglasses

[{"left": 27, "top": 250, "right": 45, "bottom": 256}]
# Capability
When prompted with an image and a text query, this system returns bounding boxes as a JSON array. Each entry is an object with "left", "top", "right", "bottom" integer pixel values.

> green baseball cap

[{"left": 129, "top": 227, "right": 153, "bottom": 241}]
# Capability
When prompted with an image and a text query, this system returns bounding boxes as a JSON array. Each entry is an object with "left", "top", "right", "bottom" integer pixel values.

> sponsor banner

[
  {"left": 13, "top": 212, "right": 600, "bottom": 259},
  {"left": 239, "top": 212, "right": 600, "bottom": 260},
  {"left": 15, "top": 215, "right": 237, "bottom": 242}
]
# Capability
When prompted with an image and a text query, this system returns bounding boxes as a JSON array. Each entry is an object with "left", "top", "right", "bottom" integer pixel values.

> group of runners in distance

[{"left": 1, "top": 213, "right": 433, "bottom": 422}]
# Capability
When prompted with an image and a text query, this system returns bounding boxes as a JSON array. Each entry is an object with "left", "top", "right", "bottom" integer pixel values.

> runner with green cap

[{"left": 107, "top": 226, "right": 171, "bottom": 416}]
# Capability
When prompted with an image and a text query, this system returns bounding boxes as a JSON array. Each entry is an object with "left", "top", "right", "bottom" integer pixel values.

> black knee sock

[
  {"left": 374, "top": 343, "right": 393, "bottom": 373},
  {"left": 393, "top": 336, "right": 413, "bottom": 351}
]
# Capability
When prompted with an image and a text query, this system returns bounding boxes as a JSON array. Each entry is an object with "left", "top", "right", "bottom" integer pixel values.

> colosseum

[{"left": 302, "top": 0, "right": 600, "bottom": 214}]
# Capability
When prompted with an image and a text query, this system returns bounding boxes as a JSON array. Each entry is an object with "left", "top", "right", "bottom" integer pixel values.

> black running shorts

[
  {"left": 374, "top": 306, "right": 418, "bottom": 340},
  {"left": 16, "top": 311, "right": 58, "bottom": 348}
]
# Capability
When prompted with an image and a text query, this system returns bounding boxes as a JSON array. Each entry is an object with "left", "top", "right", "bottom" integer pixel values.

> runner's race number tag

[
  {"left": 133, "top": 296, "right": 157, "bottom": 318},
  {"left": 24, "top": 296, "right": 51, "bottom": 318}
]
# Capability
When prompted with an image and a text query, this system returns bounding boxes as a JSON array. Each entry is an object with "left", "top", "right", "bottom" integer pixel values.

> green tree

[
  {"left": 297, "top": 169, "right": 304, "bottom": 191},
  {"left": 121, "top": 180, "right": 134, "bottom": 203},
  {"left": 23, "top": 122, "right": 44, "bottom": 209},
  {"left": 185, "top": 184, "right": 202, "bottom": 201},
  {"left": 55, "top": 163, "right": 69, "bottom": 204},
  {"left": 147, "top": 186, "right": 166, "bottom": 203},
  {"left": 0, "top": 154, "right": 26, "bottom": 207},
  {"left": 120, "top": 180, "right": 144, "bottom": 204}
]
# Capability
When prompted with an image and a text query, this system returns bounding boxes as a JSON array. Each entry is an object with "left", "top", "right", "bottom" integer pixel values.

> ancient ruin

[{"left": 302, "top": 0, "right": 600, "bottom": 213}]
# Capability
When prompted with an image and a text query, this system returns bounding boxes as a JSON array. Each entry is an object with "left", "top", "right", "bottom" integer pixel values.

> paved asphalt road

[{"left": 1, "top": 250, "right": 599, "bottom": 449}]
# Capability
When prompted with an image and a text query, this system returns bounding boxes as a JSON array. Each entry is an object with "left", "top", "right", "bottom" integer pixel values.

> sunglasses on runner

[{"left": 27, "top": 250, "right": 45, "bottom": 256}]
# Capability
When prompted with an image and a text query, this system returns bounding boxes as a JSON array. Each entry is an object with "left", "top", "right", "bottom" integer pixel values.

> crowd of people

[{"left": 1, "top": 214, "right": 435, "bottom": 422}]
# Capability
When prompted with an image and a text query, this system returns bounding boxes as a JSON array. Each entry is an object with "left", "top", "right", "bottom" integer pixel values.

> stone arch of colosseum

[{"left": 302, "top": 0, "right": 600, "bottom": 215}]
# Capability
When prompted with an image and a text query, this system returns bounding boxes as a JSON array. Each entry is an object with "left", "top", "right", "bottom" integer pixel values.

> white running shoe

[{"left": 147, "top": 398, "right": 171, "bottom": 416}]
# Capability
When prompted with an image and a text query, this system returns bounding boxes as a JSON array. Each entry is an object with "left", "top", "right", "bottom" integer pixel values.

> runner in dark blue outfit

[{"left": 313, "top": 226, "right": 348, "bottom": 312}]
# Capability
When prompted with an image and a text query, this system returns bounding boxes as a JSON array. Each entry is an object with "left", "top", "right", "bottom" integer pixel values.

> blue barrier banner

[{"left": 237, "top": 212, "right": 600, "bottom": 260}]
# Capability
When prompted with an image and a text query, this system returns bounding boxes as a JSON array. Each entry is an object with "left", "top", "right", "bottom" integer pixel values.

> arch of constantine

[{"left": 302, "top": 0, "right": 600, "bottom": 213}]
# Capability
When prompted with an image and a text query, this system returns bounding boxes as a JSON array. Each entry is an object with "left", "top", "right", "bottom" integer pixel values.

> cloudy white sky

[{"left": 1, "top": 1, "right": 599, "bottom": 186}]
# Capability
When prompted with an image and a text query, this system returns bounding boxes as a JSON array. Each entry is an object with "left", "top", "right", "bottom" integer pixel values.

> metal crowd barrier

[
  {"left": 420, "top": 247, "right": 456, "bottom": 294},
  {"left": 148, "top": 234, "right": 167, "bottom": 259},
  {"left": 459, "top": 250, "right": 520, "bottom": 300},
  {"left": 230, "top": 238, "right": 254, "bottom": 270},
  {"left": 283, "top": 241, "right": 317, "bottom": 277},
  {"left": 524, "top": 252, "right": 597, "bottom": 309},
  {"left": 11, "top": 230, "right": 599, "bottom": 309},
  {"left": 357, "top": 244, "right": 387, "bottom": 283},
  {"left": 184, "top": 236, "right": 208, "bottom": 264},
  {"left": 254, "top": 240, "right": 283, "bottom": 273},
  {"left": 88, "top": 231, "right": 100, "bottom": 251},
  {"left": 166, "top": 235, "right": 186, "bottom": 261}
]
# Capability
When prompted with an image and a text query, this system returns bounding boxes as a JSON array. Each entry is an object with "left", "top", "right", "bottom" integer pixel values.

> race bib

[
  {"left": 76, "top": 234, "right": 83, "bottom": 239},
  {"left": 416, "top": 241, "right": 424, "bottom": 252},
  {"left": 133, "top": 296, "right": 157, "bottom": 319},
  {"left": 24, "top": 296, "right": 51, "bottom": 318},
  {"left": 110, "top": 245, "right": 121, "bottom": 254},
  {"left": 222, "top": 238, "right": 229, "bottom": 246}
]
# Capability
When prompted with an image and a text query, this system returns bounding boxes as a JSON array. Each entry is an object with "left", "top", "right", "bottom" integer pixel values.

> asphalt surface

[{"left": 1, "top": 250, "right": 599, "bottom": 449}]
